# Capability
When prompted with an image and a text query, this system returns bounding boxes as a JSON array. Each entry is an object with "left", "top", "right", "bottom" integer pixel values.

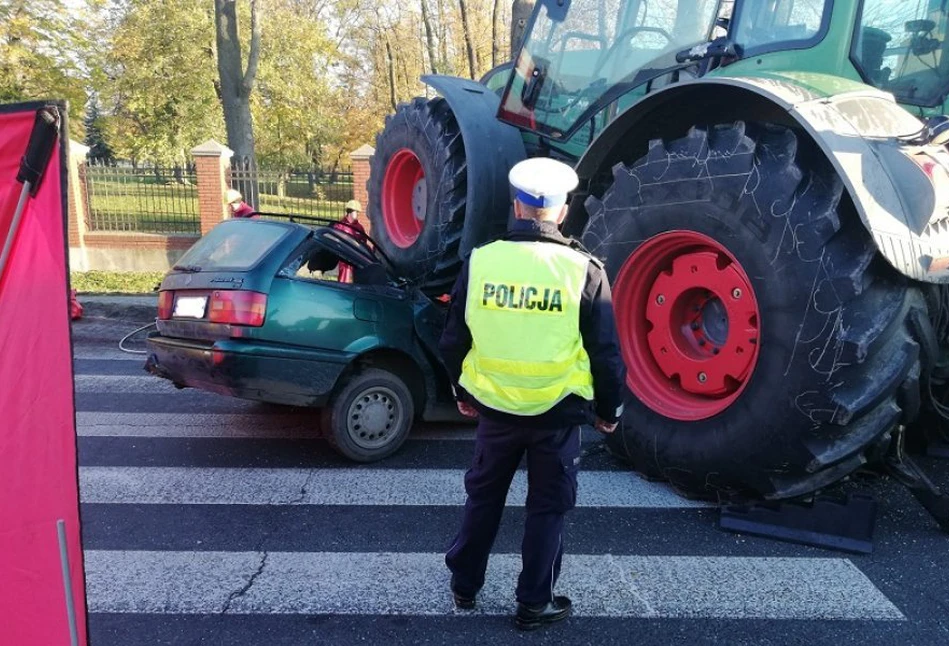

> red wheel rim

[
  {"left": 381, "top": 149, "right": 427, "bottom": 248},
  {"left": 614, "top": 231, "right": 761, "bottom": 421}
]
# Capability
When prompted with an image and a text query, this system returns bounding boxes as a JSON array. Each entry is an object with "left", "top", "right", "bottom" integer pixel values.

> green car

[{"left": 144, "top": 217, "right": 462, "bottom": 462}]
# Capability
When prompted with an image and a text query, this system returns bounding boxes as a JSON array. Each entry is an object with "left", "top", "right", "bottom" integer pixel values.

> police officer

[{"left": 438, "top": 157, "right": 626, "bottom": 630}]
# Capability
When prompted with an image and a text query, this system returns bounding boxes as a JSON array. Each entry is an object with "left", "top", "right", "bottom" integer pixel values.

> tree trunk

[
  {"left": 420, "top": 0, "right": 439, "bottom": 75},
  {"left": 492, "top": 0, "right": 502, "bottom": 67},
  {"left": 385, "top": 37, "right": 398, "bottom": 112},
  {"left": 437, "top": 0, "right": 451, "bottom": 75},
  {"left": 510, "top": 0, "right": 536, "bottom": 59},
  {"left": 214, "top": 0, "right": 262, "bottom": 206},
  {"left": 458, "top": 0, "right": 477, "bottom": 80}
]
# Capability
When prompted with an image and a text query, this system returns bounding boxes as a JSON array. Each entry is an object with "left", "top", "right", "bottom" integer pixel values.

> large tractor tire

[
  {"left": 369, "top": 97, "right": 467, "bottom": 295},
  {"left": 582, "top": 121, "right": 931, "bottom": 501}
]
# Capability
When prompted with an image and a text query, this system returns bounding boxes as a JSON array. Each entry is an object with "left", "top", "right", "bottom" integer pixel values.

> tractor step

[
  {"left": 718, "top": 493, "right": 879, "bottom": 554},
  {"left": 925, "top": 440, "right": 949, "bottom": 460},
  {"left": 884, "top": 425, "right": 949, "bottom": 532},
  {"left": 885, "top": 453, "right": 949, "bottom": 532}
]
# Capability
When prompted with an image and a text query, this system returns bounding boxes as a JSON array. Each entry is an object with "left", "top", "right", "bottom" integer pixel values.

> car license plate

[{"left": 173, "top": 296, "right": 208, "bottom": 318}]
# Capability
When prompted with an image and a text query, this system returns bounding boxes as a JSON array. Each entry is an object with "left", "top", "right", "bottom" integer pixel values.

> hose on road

[{"left": 118, "top": 322, "right": 157, "bottom": 355}]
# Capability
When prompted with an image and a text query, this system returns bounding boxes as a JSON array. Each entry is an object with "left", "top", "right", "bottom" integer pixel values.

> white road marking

[
  {"left": 76, "top": 412, "right": 475, "bottom": 440},
  {"left": 78, "top": 466, "right": 709, "bottom": 508},
  {"left": 83, "top": 550, "right": 905, "bottom": 620},
  {"left": 75, "top": 375, "right": 178, "bottom": 393}
]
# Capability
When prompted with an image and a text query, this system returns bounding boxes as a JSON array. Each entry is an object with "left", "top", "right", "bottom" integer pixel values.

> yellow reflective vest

[{"left": 459, "top": 239, "right": 595, "bottom": 416}]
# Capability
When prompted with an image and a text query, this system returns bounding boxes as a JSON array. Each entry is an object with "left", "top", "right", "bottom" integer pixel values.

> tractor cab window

[
  {"left": 853, "top": 0, "right": 949, "bottom": 107},
  {"left": 731, "top": 0, "right": 831, "bottom": 54},
  {"left": 498, "top": 0, "right": 721, "bottom": 139}
]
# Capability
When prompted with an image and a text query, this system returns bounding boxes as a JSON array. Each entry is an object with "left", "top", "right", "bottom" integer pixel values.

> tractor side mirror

[
  {"left": 521, "top": 59, "right": 548, "bottom": 109},
  {"left": 675, "top": 37, "right": 738, "bottom": 64},
  {"left": 542, "top": 0, "right": 571, "bottom": 22}
]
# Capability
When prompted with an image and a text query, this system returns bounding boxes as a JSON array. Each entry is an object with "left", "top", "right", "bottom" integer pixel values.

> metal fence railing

[
  {"left": 83, "top": 162, "right": 200, "bottom": 234},
  {"left": 229, "top": 163, "right": 355, "bottom": 221},
  {"left": 79, "top": 160, "right": 356, "bottom": 235}
]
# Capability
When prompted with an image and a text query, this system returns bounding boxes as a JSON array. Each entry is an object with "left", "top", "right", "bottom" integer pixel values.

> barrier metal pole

[
  {"left": 57, "top": 520, "right": 80, "bottom": 646},
  {"left": 0, "top": 181, "right": 32, "bottom": 280}
]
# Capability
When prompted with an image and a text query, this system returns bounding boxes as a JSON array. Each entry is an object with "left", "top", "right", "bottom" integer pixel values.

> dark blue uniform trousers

[{"left": 445, "top": 416, "right": 582, "bottom": 606}]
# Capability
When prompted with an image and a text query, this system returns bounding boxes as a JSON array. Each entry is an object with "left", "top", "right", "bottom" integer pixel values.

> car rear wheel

[{"left": 322, "top": 368, "right": 414, "bottom": 462}]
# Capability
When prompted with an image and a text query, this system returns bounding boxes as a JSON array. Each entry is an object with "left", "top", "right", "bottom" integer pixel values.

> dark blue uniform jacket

[{"left": 438, "top": 219, "right": 627, "bottom": 429}]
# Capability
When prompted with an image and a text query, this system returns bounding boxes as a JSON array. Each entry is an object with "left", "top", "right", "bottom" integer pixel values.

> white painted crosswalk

[
  {"left": 73, "top": 353, "right": 912, "bottom": 634},
  {"left": 79, "top": 466, "right": 710, "bottom": 508},
  {"left": 75, "top": 375, "right": 180, "bottom": 393},
  {"left": 76, "top": 411, "right": 477, "bottom": 440},
  {"left": 84, "top": 551, "right": 904, "bottom": 620}
]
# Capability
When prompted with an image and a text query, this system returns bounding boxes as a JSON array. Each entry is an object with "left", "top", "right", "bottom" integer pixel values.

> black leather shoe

[
  {"left": 452, "top": 589, "right": 476, "bottom": 610},
  {"left": 514, "top": 596, "right": 572, "bottom": 630},
  {"left": 450, "top": 576, "right": 477, "bottom": 610}
]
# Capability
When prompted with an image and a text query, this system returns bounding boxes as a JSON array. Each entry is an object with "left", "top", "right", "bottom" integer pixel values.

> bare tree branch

[
  {"left": 384, "top": 36, "right": 398, "bottom": 111},
  {"left": 458, "top": 0, "right": 477, "bottom": 79},
  {"left": 241, "top": 0, "right": 262, "bottom": 93},
  {"left": 420, "top": 0, "right": 439, "bottom": 75},
  {"left": 492, "top": 0, "right": 502, "bottom": 68}
]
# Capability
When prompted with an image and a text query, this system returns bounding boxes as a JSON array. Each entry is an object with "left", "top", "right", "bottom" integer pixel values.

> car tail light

[
  {"left": 208, "top": 290, "right": 267, "bottom": 326},
  {"left": 158, "top": 291, "right": 174, "bottom": 319}
]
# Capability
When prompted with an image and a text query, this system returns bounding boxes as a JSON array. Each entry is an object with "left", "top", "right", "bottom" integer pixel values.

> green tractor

[{"left": 369, "top": 0, "right": 949, "bottom": 505}]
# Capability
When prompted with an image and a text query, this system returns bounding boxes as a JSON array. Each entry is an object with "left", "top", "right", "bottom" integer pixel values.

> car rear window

[{"left": 174, "top": 220, "right": 290, "bottom": 271}]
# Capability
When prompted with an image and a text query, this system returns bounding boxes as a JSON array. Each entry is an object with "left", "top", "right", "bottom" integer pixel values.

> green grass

[
  {"left": 85, "top": 178, "right": 353, "bottom": 234},
  {"left": 71, "top": 270, "right": 165, "bottom": 294},
  {"left": 85, "top": 180, "right": 201, "bottom": 234}
]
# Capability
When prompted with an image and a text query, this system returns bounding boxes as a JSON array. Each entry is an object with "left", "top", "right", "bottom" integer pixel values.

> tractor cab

[
  {"left": 497, "top": 0, "right": 724, "bottom": 140},
  {"left": 851, "top": 0, "right": 949, "bottom": 109},
  {"left": 497, "top": 0, "right": 949, "bottom": 147}
]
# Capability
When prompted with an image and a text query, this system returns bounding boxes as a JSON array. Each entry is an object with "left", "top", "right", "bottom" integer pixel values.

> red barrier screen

[{"left": 0, "top": 105, "right": 87, "bottom": 644}]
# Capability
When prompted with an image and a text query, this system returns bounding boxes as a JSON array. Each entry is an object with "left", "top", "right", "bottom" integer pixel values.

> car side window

[{"left": 279, "top": 242, "right": 339, "bottom": 283}]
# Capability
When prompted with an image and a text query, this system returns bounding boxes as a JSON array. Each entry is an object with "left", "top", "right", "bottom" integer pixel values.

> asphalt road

[{"left": 72, "top": 312, "right": 949, "bottom": 645}]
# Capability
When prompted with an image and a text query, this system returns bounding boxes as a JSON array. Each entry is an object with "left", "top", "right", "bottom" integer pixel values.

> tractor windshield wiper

[{"left": 173, "top": 264, "right": 203, "bottom": 272}]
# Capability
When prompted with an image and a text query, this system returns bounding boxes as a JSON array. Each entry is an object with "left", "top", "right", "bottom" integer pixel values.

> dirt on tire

[
  {"left": 369, "top": 97, "right": 467, "bottom": 296},
  {"left": 581, "top": 121, "right": 932, "bottom": 501}
]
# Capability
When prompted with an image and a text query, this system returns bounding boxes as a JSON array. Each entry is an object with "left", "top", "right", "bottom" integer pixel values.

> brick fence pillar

[
  {"left": 349, "top": 144, "right": 374, "bottom": 233},
  {"left": 66, "top": 139, "right": 89, "bottom": 269},
  {"left": 191, "top": 139, "right": 234, "bottom": 235}
]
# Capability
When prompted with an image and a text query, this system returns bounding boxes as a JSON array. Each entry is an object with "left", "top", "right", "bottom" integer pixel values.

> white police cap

[{"left": 509, "top": 157, "right": 579, "bottom": 208}]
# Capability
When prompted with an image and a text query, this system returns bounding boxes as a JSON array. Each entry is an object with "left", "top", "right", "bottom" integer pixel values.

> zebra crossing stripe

[
  {"left": 78, "top": 467, "right": 709, "bottom": 508},
  {"left": 75, "top": 375, "right": 178, "bottom": 393},
  {"left": 73, "top": 348, "right": 144, "bottom": 361},
  {"left": 83, "top": 550, "right": 905, "bottom": 620},
  {"left": 76, "top": 412, "right": 476, "bottom": 440}
]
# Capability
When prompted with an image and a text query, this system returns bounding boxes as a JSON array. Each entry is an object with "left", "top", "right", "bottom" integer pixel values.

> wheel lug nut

[
  {"left": 656, "top": 294, "right": 666, "bottom": 305},
  {"left": 690, "top": 322, "right": 699, "bottom": 331},
  {"left": 713, "top": 348, "right": 720, "bottom": 355},
  {"left": 698, "top": 339, "right": 706, "bottom": 346},
  {"left": 732, "top": 288, "right": 742, "bottom": 299},
  {"left": 698, "top": 372, "right": 708, "bottom": 383}
]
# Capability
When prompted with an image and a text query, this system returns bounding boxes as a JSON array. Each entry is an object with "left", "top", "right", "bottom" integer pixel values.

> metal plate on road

[{"left": 173, "top": 296, "right": 207, "bottom": 319}]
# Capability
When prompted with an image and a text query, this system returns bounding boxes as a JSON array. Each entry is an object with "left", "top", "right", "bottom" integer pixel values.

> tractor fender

[
  {"left": 576, "top": 77, "right": 949, "bottom": 284},
  {"left": 421, "top": 75, "right": 527, "bottom": 257}
]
